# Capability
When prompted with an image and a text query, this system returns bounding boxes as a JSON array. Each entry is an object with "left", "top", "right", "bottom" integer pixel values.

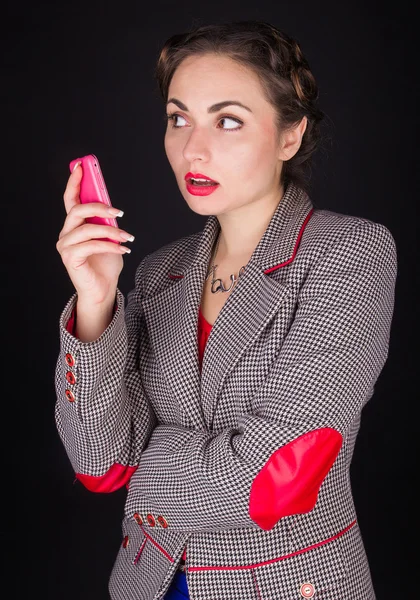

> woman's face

[{"left": 164, "top": 53, "right": 284, "bottom": 217}]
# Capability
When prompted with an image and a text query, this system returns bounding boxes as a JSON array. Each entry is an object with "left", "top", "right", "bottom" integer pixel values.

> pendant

[
  {"left": 206, "top": 265, "right": 246, "bottom": 294},
  {"left": 211, "top": 274, "right": 236, "bottom": 293}
]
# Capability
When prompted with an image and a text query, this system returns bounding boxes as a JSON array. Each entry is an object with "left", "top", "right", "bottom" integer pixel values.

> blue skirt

[{"left": 163, "top": 570, "right": 189, "bottom": 599}]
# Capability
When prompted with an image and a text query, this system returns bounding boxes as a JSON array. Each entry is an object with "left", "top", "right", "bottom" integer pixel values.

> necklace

[{"left": 205, "top": 233, "right": 247, "bottom": 294}]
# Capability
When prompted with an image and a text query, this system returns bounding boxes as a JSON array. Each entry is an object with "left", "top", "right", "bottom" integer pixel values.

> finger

[
  {"left": 59, "top": 222, "right": 134, "bottom": 246},
  {"left": 63, "top": 161, "right": 83, "bottom": 214},
  {"left": 58, "top": 239, "right": 131, "bottom": 266},
  {"left": 58, "top": 204, "right": 125, "bottom": 240}
]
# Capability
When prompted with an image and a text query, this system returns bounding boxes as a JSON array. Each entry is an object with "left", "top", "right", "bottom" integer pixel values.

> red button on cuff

[
  {"left": 157, "top": 516, "right": 168, "bottom": 528},
  {"left": 133, "top": 513, "right": 143, "bottom": 525},
  {"left": 65, "top": 390, "right": 75, "bottom": 402},
  {"left": 65, "top": 353, "right": 75, "bottom": 367},
  {"left": 146, "top": 514, "right": 156, "bottom": 527},
  {"left": 122, "top": 535, "right": 129, "bottom": 548},
  {"left": 66, "top": 371, "right": 76, "bottom": 385}
]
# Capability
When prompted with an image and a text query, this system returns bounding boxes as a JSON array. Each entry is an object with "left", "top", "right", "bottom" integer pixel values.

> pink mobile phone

[{"left": 69, "top": 154, "right": 119, "bottom": 241}]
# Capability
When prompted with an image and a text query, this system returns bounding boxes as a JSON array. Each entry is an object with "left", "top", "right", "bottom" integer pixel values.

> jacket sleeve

[
  {"left": 132, "top": 221, "right": 398, "bottom": 531},
  {"left": 54, "top": 257, "right": 156, "bottom": 492}
]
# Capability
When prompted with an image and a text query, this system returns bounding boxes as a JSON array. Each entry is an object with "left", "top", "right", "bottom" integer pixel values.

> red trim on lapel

[
  {"left": 167, "top": 208, "right": 314, "bottom": 280},
  {"left": 264, "top": 208, "right": 314, "bottom": 274}
]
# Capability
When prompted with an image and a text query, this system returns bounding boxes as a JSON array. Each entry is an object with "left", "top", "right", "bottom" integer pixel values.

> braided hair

[{"left": 155, "top": 20, "right": 325, "bottom": 193}]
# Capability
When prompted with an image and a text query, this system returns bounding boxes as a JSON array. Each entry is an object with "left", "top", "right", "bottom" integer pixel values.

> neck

[{"left": 215, "top": 186, "right": 284, "bottom": 262}]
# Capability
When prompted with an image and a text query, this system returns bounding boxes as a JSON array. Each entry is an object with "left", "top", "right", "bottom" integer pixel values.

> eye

[
  {"left": 166, "top": 113, "right": 243, "bottom": 131},
  {"left": 166, "top": 113, "right": 187, "bottom": 128},
  {"left": 218, "top": 116, "right": 243, "bottom": 131}
]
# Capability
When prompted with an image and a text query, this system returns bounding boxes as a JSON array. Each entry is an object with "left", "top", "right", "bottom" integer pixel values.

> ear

[{"left": 278, "top": 116, "right": 308, "bottom": 161}]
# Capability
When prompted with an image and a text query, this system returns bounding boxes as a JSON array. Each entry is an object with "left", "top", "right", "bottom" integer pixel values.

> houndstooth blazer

[{"left": 55, "top": 182, "right": 397, "bottom": 600}]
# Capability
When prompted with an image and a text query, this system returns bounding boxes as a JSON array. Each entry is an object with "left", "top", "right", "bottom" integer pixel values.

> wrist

[
  {"left": 76, "top": 292, "right": 116, "bottom": 315},
  {"left": 74, "top": 294, "right": 117, "bottom": 342}
]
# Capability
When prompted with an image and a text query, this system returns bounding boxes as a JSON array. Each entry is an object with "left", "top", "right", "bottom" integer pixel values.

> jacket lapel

[
  {"left": 200, "top": 183, "right": 314, "bottom": 426},
  {"left": 141, "top": 216, "right": 220, "bottom": 429},
  {"left": 141, "top": 183, "right": 313, "bottom": 430},
  {"left": 200, "top": 261, "right": 290, "bottom": 427}
]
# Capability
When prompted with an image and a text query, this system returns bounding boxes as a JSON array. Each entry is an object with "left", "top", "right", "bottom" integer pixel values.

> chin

[
  {"left": 180, "top": 190, "right": 225, "bottom": 216},
  {"left": 184, "top": 200, "right": 219, "bottom": 217}
]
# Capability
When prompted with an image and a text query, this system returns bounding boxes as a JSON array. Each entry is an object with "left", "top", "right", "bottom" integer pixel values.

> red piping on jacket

[
  {"left": 252, "top": 570, "right": 263, "bottom": 599},
  {"left": 188, "top": 520, "right": 356, "bottom": 572},
  {"left": 264, "top": 208, "right": 313, "bottom": 274},
  {"left": 168, "top": 208, "right": 314, "bottom": 280},
  {"left": 139, "top": 526, "right": 174, "bottom": 562},
  {"left": 133, "top": 538, "right": 147, "bottom": 565}
]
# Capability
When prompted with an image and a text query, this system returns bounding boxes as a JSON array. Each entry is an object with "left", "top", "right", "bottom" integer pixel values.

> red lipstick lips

[{"left": 184, "top": 172, "right": 220, "bottom": 196}]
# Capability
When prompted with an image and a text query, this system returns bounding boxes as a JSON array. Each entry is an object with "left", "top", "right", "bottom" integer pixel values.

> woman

[{"left": 55, "top": 20, "right": 397, "bottom": 600}]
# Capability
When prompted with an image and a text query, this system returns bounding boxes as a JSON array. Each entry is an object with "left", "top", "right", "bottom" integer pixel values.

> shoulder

[{"left": 301, "top": 207, "right": 397, "bottom": 265}]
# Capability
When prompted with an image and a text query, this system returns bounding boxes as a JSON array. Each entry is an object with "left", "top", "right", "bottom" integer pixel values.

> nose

[{"left": 182, "top": 127, "right": 211, "bottom": 164}]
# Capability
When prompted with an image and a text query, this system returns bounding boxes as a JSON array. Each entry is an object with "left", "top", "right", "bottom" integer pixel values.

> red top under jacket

[{"left": 197, "top": 305, "right": 213, "bottom": 370}]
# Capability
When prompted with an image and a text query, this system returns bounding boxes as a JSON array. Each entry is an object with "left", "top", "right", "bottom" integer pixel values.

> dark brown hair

[{"left": 155, "top": 20, "right": 326, "bottom": 193}]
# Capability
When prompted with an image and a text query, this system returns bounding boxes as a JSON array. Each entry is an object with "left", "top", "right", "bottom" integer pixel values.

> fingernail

[
  {"left": 108, "top": 207, "right": 124, "bottom": 217},
  {"left": 120, "top": 232, "right": 135, "bottom": 242},
  {"left": 72, "top": 161, "right": 81, "bottom": 172}
]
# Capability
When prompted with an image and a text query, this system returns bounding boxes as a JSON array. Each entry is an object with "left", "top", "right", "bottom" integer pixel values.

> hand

[{"left": 56, "top": 162, "right": 134, "bottom": 309}]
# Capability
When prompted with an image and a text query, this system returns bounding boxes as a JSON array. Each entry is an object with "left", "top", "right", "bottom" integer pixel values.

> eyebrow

[{"left": 166, "top": 97, "right": 252, "bottom": 113}]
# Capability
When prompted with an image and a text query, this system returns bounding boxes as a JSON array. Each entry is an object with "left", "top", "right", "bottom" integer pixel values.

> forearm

[
  {"left": 129, "top": 419, "right": 341, "bottom": 532},
  {"left": 55, "top": 288, "right": 155, "bottom": 482}
]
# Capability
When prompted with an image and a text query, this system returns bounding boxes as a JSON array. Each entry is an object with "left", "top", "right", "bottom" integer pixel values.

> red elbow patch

[
  {"left": 76, "top": 463, "right": 137, "bottom": 493},
  {"left": 249, "top": 428, "right": 342, "bottom": 530}
]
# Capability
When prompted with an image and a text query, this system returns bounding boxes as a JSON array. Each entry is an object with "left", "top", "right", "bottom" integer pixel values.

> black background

[{"left": 5, "top": 1, "right": 417, "bottom": 598}]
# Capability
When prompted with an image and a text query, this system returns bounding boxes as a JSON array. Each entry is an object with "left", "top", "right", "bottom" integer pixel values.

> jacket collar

[{"left": 168, "top": 182, "right": 314, "bottom": 278}]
